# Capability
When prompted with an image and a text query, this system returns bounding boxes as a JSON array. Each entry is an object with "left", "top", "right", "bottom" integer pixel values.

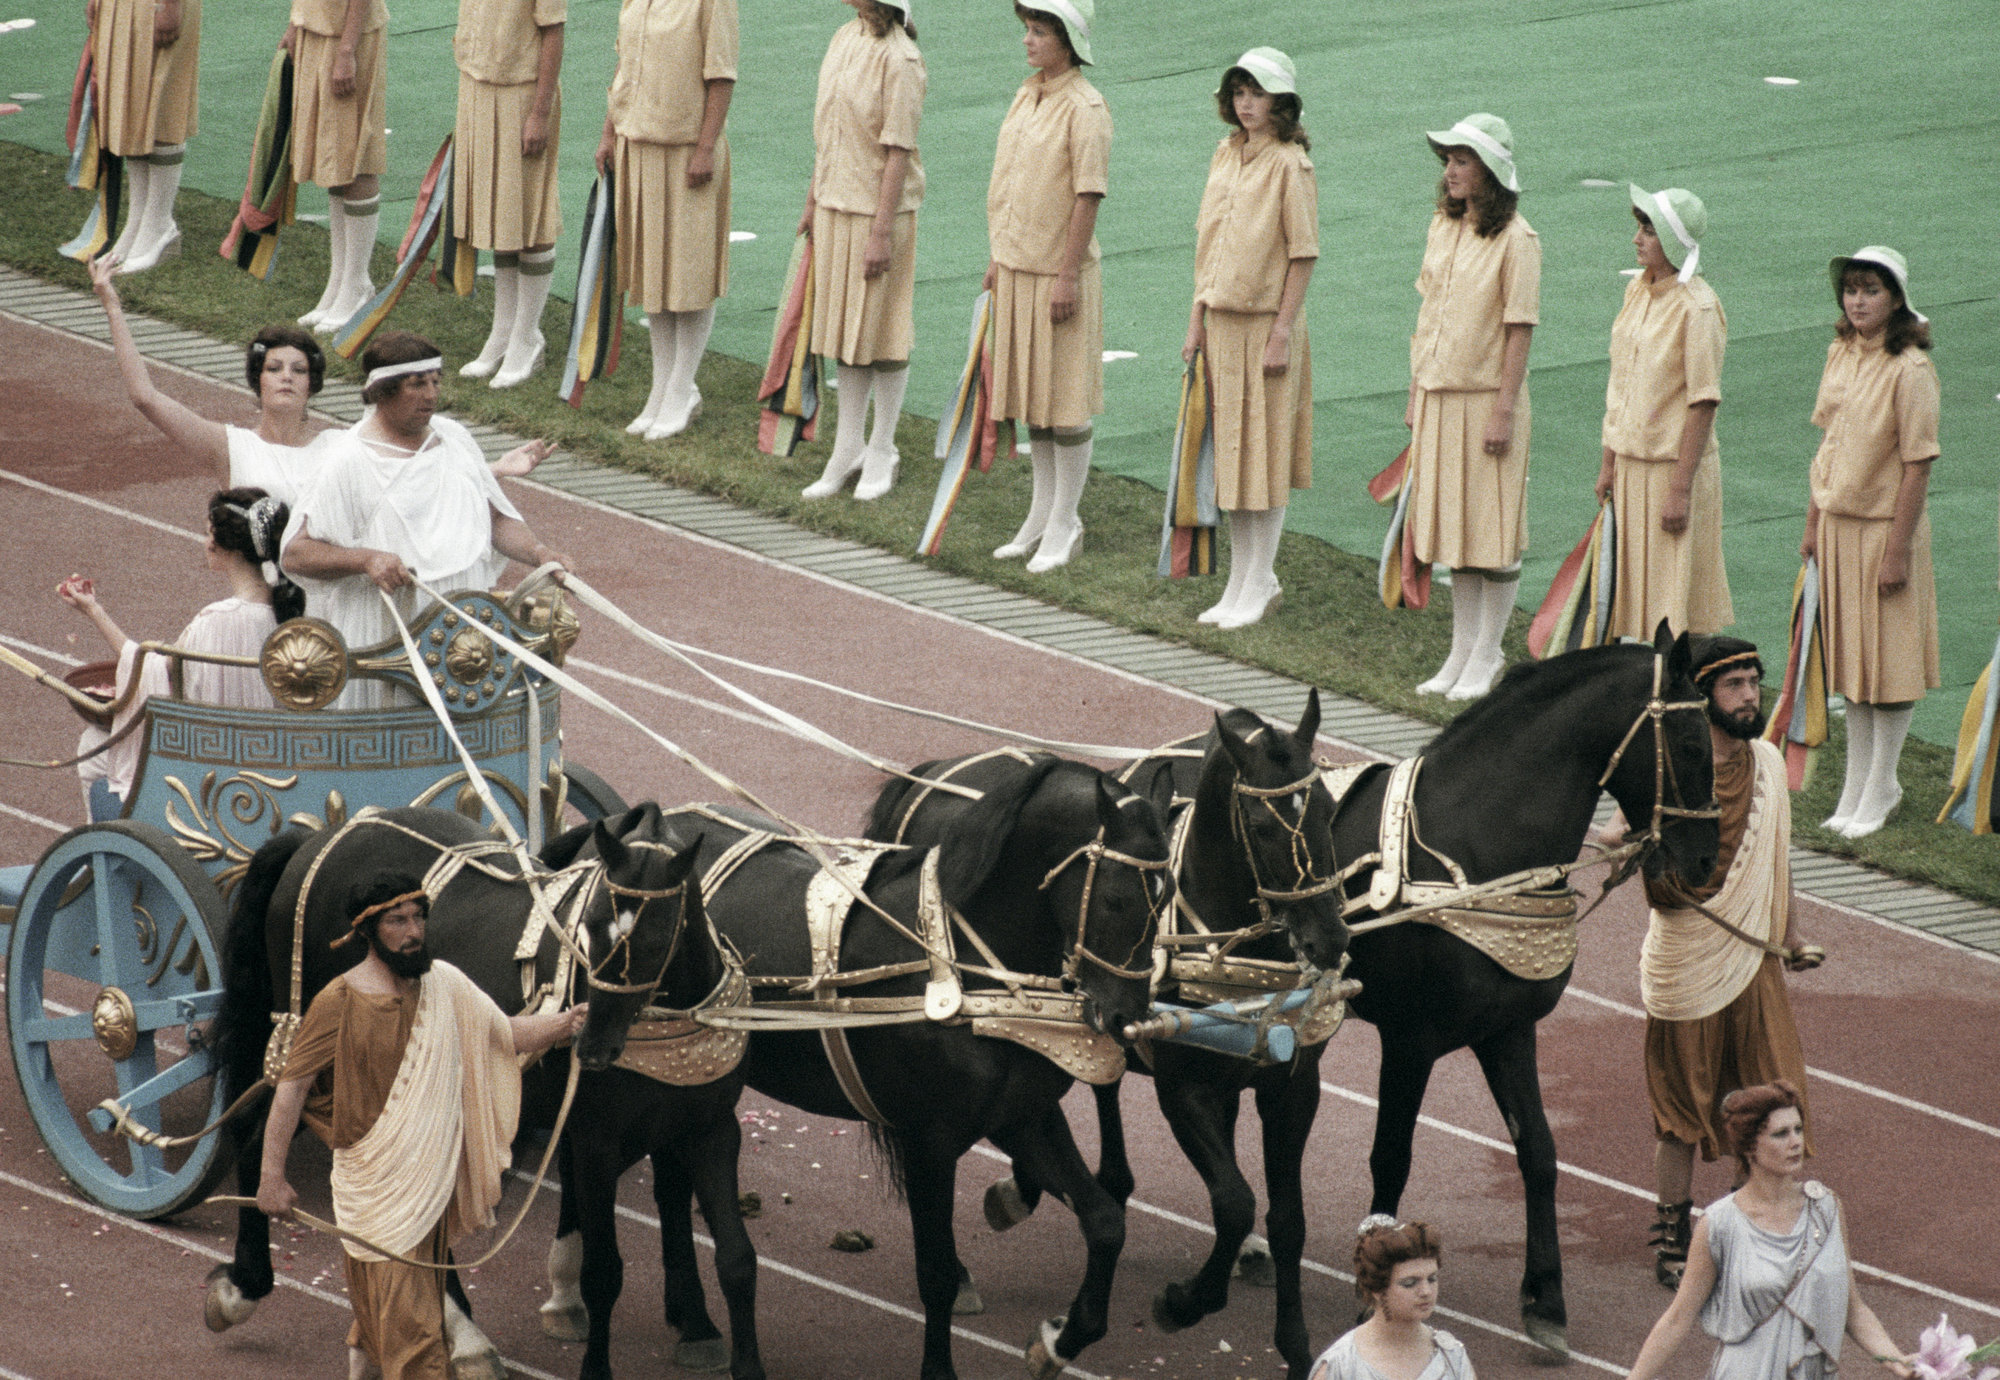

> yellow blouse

[
  {"left": 1601, "top": 273, "right": 1726, "bottom": 461},
  {"left": 1192, "top": 133, "right": 1318, "bottom": 315},
  {"left": 608, "top": 0, "right": 738, "bottom": 146},
  {"left": 986, "top": 65, "right": 1110, "bottom": 273},
  {"left": 291, "top": 0, "right": 387, "bottom": 38},
  {"left": 1808, "top": 334, "right": 1940, "bottom": 519},
  {"left": 811, "top": 17, "right": 926, "bottom": 217},
  {"left": 1409, "top": 210, "right": 1540, "bottom": 392},
  {"left": 455, "top": 0, "right": 564, "bottom": 87}
]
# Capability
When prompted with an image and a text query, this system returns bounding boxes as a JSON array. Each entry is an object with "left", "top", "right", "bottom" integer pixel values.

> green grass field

[{"left": 4, "top": 0, "right": 1999, "bottom": 898}]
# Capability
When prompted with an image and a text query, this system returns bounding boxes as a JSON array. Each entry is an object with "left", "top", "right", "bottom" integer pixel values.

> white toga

[{"left": 227, "top": 425, "right": 327, "bottom": 509}]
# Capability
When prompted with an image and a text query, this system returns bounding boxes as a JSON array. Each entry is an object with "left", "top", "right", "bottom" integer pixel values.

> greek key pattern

[{"left": 146, "top": 693, "right": 558, "bottom": 771}]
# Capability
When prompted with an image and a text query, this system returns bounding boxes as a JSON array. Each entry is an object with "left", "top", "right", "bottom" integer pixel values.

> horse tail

[
  {"left": 864, "top": 758, "right": 946, "bottom": 842},
  {"left": 933, "top": 757, "right": 1063, "bottom": 912},
  {"left": 864, "top": 1121, "right": 911, "bottom": 1205},
  {"left": 213, "top": 825, "right": 314, "bottom": 1107}
]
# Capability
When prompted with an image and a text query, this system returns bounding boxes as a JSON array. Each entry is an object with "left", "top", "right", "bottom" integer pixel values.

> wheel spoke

[
  {"left": 127, "top": 994, "right": 202, "bottom": 1035},
  {"left": 90, "top": 1046, "right": 214, "bottom": 1123},
  {"left": 20, "top": 1010, "right": 97, "bottom": 1044},
  {"left": 90, "top": 852, "right": 144, "bottom": 987}
]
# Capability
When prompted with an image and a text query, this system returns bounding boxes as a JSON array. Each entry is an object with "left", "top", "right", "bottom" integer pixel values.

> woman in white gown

[
  {"left": 59, "top": 487, "right": 301, "bottom": 818},
  {"left": 1310, "top": 1220, "right": 1473, "bottom": 1380}
]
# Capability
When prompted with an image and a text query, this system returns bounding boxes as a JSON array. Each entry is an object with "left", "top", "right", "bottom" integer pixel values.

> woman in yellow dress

[
  {"left": 1593, "top": 185, "right": 1733, "bottom": 642},
  {"left": 89, "top": 0, "right": 202, "bottom": 273},
  {"left": 800, "top": 0, "right": 926, "bottom": 502},
  {"left": 984, "top": 0, "right": 1109, "bottom": 574},
  {"left": 1183, "top": 47, "right": 1317, "bottom": 628},
  {"left": 1405, "top": 112, "right": 1538, "bottom": 699},
  {"left": 1802, "top": 247, "right": 1939, "bottom": 839}
]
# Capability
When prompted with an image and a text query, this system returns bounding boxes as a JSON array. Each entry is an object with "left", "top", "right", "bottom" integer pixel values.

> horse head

[
  {"left": 1601, "top": 626, "right": 1720, "bottom": 884},
  {"left": 1205, "top": 689, "right": 1349, "bottom": 973},
  {"left": 569, "top": 803, "right": 707, "bottom": 1071}
]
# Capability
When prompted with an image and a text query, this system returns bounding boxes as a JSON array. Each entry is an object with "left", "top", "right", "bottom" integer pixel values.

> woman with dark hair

[
  {"left": 57, "top": 487, "right": 296, "bottom": 818},
  {"left": 1309, "top": 1219, "right": 1472, "bottom": 1380},
  {"left": 1594, "top": 186, "right": 1733, "bottom": 642},
  {"left": 1627, "top": 1081, "right": 1913, "bottom": 1380},
  {"left": 1404, "top": 112, "right": 1538, "bottom": 699},
  {"left": 983, "top": 0, "right": 1109, "bottom": 573},
  {"left": 799, "top": 0, "right": 926, "bottom": 502},
  {"left": 1183, "top": 46, "right": 1317, "bottom": 628},
  {"left": 1802, "top": 248, "right": 1940, "bottom": 839}
]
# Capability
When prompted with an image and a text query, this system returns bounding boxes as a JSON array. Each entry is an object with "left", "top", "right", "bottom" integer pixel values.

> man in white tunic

[{"left": 281, "top": 331, "right": 567, "bottom": 708}]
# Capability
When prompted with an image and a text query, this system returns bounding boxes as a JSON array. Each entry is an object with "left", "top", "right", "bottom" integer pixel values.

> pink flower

[{"left": 1912, "top": 1315, "right": 2000, "bottom": 1380}]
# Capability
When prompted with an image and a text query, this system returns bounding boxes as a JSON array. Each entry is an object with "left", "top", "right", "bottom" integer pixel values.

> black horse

[
  {"left": 946, "top": 631, "right": 1720, "bottom": 1374},
  {"left": 873, "top": 699, "right": 1351, "bottom": 1378},
  {"left": 544, "top": 759, "right": 1170, "bottom": 1380},
  {"left": 203, "top": 804, "right": 708, "bottom": 1379}
]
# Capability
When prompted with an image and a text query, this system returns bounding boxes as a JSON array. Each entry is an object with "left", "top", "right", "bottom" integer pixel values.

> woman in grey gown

[
  {"left": 1309, "top": 1220, "right": 1474, "bottom": 1380},
  {"left": 1626, "top": 1081, "right": 1913, "bottom": 1380}
]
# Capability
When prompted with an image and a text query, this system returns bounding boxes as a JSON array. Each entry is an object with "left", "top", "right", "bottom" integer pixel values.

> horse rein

[
  {"left": 1595, "top": 652, "right": 1722, "bottom": 852},
  {"left": 1038, "top": 825, "right": 1174, "bottom": 986},
  {"left": 1228, "top": 768, "right": 1345, "bottom": 920}
]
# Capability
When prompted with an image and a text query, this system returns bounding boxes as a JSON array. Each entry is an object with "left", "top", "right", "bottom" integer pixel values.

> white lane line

[
  {"left": 0, "top": 1167, "right": 568, "bottom": 1380},
  {"left": 0, "top": 1365, "right": 42, "bottom": 1380},
  {"left": 0, "top": 801, "right": 67, "bottom": 833},
  {"left": 0, "top": 468, "right": 203, "bottom": 544},
  {"left": 1560, "top": 986, "right": 2000, "bottom": 1140},
  {"left": 0, "top": 633, "right": 83, "bottom": 669},
  {"left": 505, "top": 1171, "right": 1106, "bottom": 1380}
]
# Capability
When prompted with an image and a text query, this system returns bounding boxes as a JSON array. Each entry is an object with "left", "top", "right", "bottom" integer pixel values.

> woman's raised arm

[{"left": 89, "top": 257, "right": 231, "bottom": 480}]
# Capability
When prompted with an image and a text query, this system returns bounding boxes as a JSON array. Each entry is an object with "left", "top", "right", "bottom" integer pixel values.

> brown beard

[
  {"left": 369, "top": 929, "right": 434, "bottom": 978},
  {"left": 1709, "top": 699, "right": 1767, "bottom": 740}
]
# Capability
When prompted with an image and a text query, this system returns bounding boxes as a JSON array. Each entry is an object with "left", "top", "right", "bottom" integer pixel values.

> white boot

[
  {"left": 1448, "top": 570, "right": 1517, "bottom": 701},
  {"left": 855, "top": 362, "right": 909, "bottom": 501},
  {"left": 1201, "top": 510, "right": 1253, "bottom": 624},
  {"left": 630, "top": 312, "right": 677, "bottom": 434},
  {"left": 106, "top": 157, "right": 152, "bottom": 265},
  {"left": 995, "top": 429, "right": 1056, "bottom": 559},
  {"left": 300, "top": 201, "right": 346, "bottom": 327},
  {"left": 646, "top": 304, "right": 713, "bottom": 438},
  {"left": 1420, "top": 569, "right": 1482, "bottom": 694},
  {"left": 491, "top": 247, "right": 553, "bottom": 388},
  {"left": 1216, "top": 506, "right": 1285, "bottom": 629},
  {"left": 117, "top": 145, "right": 184, "bottom": 273},
  {"left": 1843, "top": 703, "right": 1910, "bottom": 838},
  {"left": 461, "top": 254, "right": 519, "bottom": 378},
  {"left": 803, "top": 362, "right": 873, "bottom": 497},
  {"left": 1026, "top": 425, "right": 1091, "bottom": 571},
  {"left": 317, "top": 194, "right": 379, "bottom": 336},
  {"left": 1824, "top": 702, "right": 1873, "bottom": 832}
]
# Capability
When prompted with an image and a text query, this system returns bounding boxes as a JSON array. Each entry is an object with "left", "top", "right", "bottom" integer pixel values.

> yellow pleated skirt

[
  {"left": 291, "top": 26, "right": 387, "bottom": 186},
  {"left": 1407, "top": 385, "right": 1530, "bottom": 569},
  {"left": 1607, "top": 449, "right": 1733, "bottom": 640},
  {"left": 452, "top": 76, "right": 561, "bottom": 253},
  {"left": 989, "top": 259, "right": 1102, "bottom": 430},
  {"left": 1816, "top": 508, "right": 1939, "bottom": 704},
  {"left": 613, "top": 135, "right": 730, "bottom": 314},
  {"left": 809, "top": 205, "right": 916, "bottom": 367},
  {"left": 1204, "top": 308, "right": 1311, "bottom": 511},
  {"left": 94, "top": 0, "right": 202, "bottom": 154}
]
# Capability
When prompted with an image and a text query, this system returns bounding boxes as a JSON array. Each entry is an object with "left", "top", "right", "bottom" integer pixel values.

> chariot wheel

[
  {"left": 6, "top": 820, "right": 229, "bottom": 1218},
  {"left": 558, "top": 763, "right": 628, "bottom": 824}
]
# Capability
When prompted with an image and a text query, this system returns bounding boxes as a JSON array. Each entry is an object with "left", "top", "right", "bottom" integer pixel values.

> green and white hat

[
  {"left": 1032, "top": 0, "right": 1094, "bottom": 65},
  {"left": 1830, "top": 245, "right": 1923, "bottom": 321},
  {"left": 1217, "top": 46, "right": 1298, "bottom": 98},
  {"left": 1426, "top": 112, "right": 1519, "bottom": 193},
  {"left": 1630, "top": 184, "right": 1706, "bottom": 284}
]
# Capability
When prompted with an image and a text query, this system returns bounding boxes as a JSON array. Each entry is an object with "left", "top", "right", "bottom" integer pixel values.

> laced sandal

[{"left": 1649, "top": 1200, "right": 1693, "bottom": 1291}]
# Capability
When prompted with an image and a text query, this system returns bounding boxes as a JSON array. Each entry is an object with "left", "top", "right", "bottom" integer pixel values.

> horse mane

[
  {"left": 212, "top": 826, "right": 315, "bottom": 1109},
  {"left": 1425, "top": 643, "right": 1650, "bottom": 757}
]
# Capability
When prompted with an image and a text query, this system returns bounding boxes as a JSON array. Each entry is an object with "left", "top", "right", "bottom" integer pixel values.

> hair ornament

[{"left": 1357, "top": 1213, "right": 1403, "bottom": 1236}]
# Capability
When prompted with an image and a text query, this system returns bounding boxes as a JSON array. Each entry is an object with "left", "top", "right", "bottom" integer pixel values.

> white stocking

[
  {"left": 319, "top": 195, "right": 380, "bottom": 334},
  {"left": 856, "top": 362, "right": 909, "bottom": 500},
  {"left": 995, "top": 430, "right": 1057, "bottom": 558},
  {"left": 119, "top": 146, "right": 185, "bottom": 272},
  {"left": 1845, "top": 703, "right": 1911, "bottom": 837},
  {"left": 803, "top": 362, "right": 873, "bottom": 497},
  {"left": 1203, "top": 511, "right": 1255, "bottom": 623},
  {"left": 492, "top": 247, "right": 554, "bottom": 387},
  {"left": 1420, "top": 569, "right": 1484, "bottom": 694},
  {"left": 631, "top": 312, "right": 678, "bottom": 433},
  {"left": 645, "top": 304, "right": 713, "bottom": 437},
  {"left": 1825, "top": 702, "right": 1873, "bottom": 831},
  {"left": 108, "top": 158, "right": 151, "bottom": 263},
  {"left": 1447, "top": 570, "right": 1518, "bottom": 701},
  {"left": 1026, "top": 426, "right": 1092, "bottom": 571},
  {"left": 462, "top": 255, "right": 519, "bottom": 378},
  {"left": 301, "top": 201, "right": 346, "bottom": 325},
  {"left": 1215, "top": 506, "right": 1286, "bottom": 629}
]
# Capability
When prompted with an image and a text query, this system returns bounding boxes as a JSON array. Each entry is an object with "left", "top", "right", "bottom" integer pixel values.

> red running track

[{"left": 1, "top": 311, "right": 1996, "bottom": 1380}]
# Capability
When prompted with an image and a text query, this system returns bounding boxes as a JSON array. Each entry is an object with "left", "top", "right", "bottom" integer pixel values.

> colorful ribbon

[
  {"left": 329, "top": 135, "right": 454, "bottom": 359},
  {"left": 58, "top": 46, "right": 125, "bottom": 263},
  {"left": 218, "top": 51, "right": 296, "bottom": 280},
  {"left": 1157, "top": 349, "right": 1218, "bottom": 578},
  {"left": 1528, "top": 502, "right": 1617, "bottom": 658},
  {"left": 756, "top": 233, "right": 819, "bottom": 457},
  {"left": 559, "top": 170, "right": 622, "bottom": 406},
  {"left": 1371, "top": 447, "right": 1428, "bottom": 609},
  {"left": 1763, "top": 557, "right": 1828, "bottom": 791},
  {"left": 917, "top": 290, "right": 998, "bottom": 556},
  {"left": 1938, "top": 629, "right": 2000, "bottom": 832}
]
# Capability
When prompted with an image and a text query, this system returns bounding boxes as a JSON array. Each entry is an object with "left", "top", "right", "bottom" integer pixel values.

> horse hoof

[
  {"left": 1233, "top": 1235, "right": 1276, "bottom": 1288},
  {"left": 538, "top": 1299, "right": 588, "bottom": 1342},
  {"left": 674, "top": 1338, "right": 731, "bottom": 1372},
  {"left": 1150, "top": 1287, "right": 1192, "bottom": 1335},
  {"left": 203, "top": 1266, "right": 258, "bottom": 1332},
  {"left": 954, "top": 1276, "right": 986, "bottom": 1316},
  {"left": 1023, "top": 1317, "right": 1070, "bottom": 1380},
  {"left": 1522, "top": 1315, "right": 1569, "bottom": 1358},
  {"left": 449, "top": 1351, "right": 507, "bottom": 1380},
  {"left": 984, "top": 1177, "right": 1032, "bottom": 1232}
]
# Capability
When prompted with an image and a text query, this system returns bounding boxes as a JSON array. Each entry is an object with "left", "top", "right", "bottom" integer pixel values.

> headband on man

[
  {"left": 329, "top": 888, "right": 428, "bottom": 949},
  {"left": 364, "top": 356, "right": 445, "bottom": 388},
  {"left": 1692, "top": 646, "right": 1763, "bottom": 690}
]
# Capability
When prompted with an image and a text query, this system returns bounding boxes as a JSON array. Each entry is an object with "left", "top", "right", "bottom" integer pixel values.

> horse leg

[
  {"left": 205, "top": 1125, "right": 272, "bottom": 1331},
  {"left": 442, "top": 1267, "right": 505, "bottom": 1380},
  {"left": 1368, "top": 1036, "right": 1439, "bottom": 1217},
  {"left": 991, "top": 1105, "right": 1126, "bottom": 1380},
  {"left": 648, "top": 1145, "right": 724, "bottom": 1367},
  {"left": 540, "top": 1132, "right": 589, "bottom": 1342},
  {"left": 1092, "top": 1078, "right": 1136, "bottom": 1205},
  {"left": 1471, "top": 1021, "right": 1568, "bottom": 1357},
  {"left": 901, "top": 1135, "right": 970, "bottom": 1380},
  {"left": 1254, "top": 1061, "right": 1323, "bottom": 1380},
  {"left": 1149, "top": 1070, "right": 1250, "bottom": 1334},
  {"left": 684, "top": 1109, "right": 765, "bottom": 1380},
  {"left": 573, "top": 1135, "right": 629, "bottom": 1380}
]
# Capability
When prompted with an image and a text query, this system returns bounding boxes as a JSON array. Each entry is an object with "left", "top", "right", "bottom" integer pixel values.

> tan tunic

[
  {"left": 1193, "top": 133, "right": 1318, "bottom": 314},
  {"left": 452, "top": 0, "right": 565, "bottom": 252},
  {"left": 986, "top": 65, "right": 1110, "bottom": 429},
  {"left": 1808, "top": 336, "right": 1941, "bottom": 703},
  {"left": 92, "top": 0, "right": 202, "bottom": 156},
  {"left": 1603, "top": 272, "right": 1732, "bottom": 638},
  {"left": 289, "top": 0, "right": 389, "bottom": 186},
  {"left": 1405, "top": 210, "right": 1540, "bottom": 569},
  {"left": 608, "top": 0, "right": 737, "bottom": 312}
]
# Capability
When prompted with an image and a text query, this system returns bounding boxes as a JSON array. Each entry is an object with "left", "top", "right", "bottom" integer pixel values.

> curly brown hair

[
  {"left": 1352, "top": 1220, "right": 1442, "bottom": 1302},
  {"left": 855, "top": 0, "right": 916, "bottom": 41},
  {"left": 1436, "top": 156, "right": 1517, "bottom": 238},
  {"left": 1720, "top": 1080, "right": 1804, "bottom": 1173},
  {"left": 1215, "top": 70, "right": 1311, "bottom": 152},
  {"left": 245, "top": 325, "right": 324, "bottom": 397},
  {"left": 1834, "top": 262, "right": 1933, "bottom": 356},
  {"left": 1014, "top": 5, "right": 1078, "bottom": 64}
]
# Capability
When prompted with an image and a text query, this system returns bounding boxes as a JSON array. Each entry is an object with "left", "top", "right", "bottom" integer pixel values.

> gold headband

[
  {"left": 1694, "top": 650, "right": 1761, "bottom": 687},
  {"left": 330, "top": 889, "right": 427, "bottom": 948}
]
